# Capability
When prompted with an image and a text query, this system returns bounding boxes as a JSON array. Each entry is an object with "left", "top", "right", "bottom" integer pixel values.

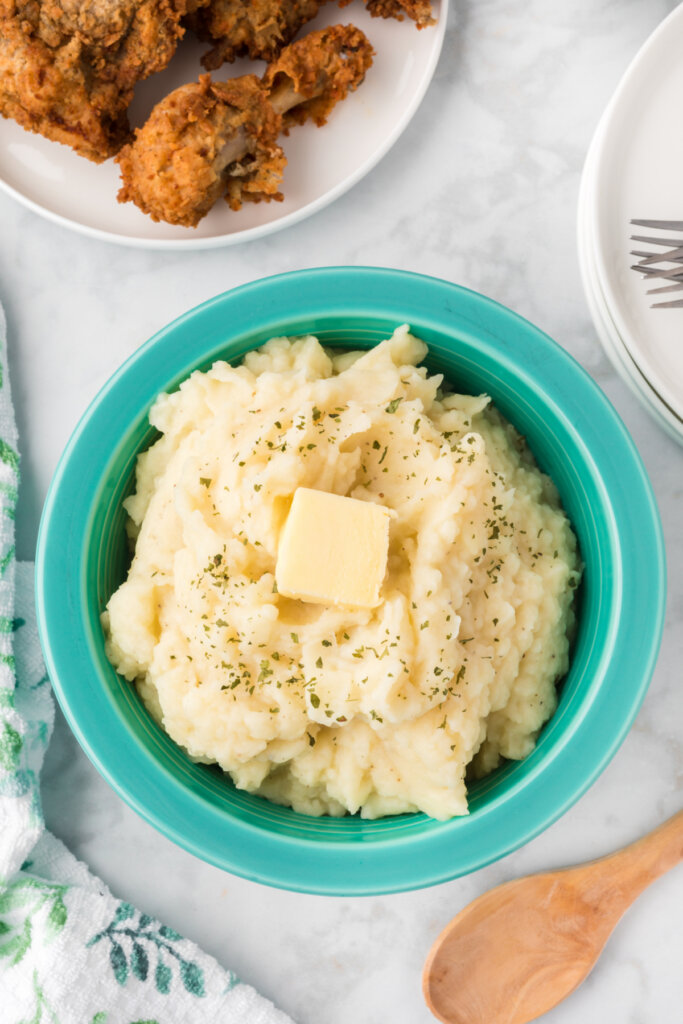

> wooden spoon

[{"left": 423, "top": 810, "right": 683, "bottom": 1024}]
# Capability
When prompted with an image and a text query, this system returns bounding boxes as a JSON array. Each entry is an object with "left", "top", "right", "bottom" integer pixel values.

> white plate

[
  {"left": 586, "top": 2, "right": 683, "bottom": 421},
  {"left": 578, "top": 106, "right": 683, "bottom": 446},
  {"left": 0, "top": 1, "right": 446, "bottom": 249},
  {"left": 579, "top": 195, "right": 683, "bottom": 445}
]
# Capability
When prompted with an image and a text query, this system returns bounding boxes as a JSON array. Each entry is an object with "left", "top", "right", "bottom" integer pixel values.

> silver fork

[{"left": 630, "top": 219, "right": 683, "bottom": 308}]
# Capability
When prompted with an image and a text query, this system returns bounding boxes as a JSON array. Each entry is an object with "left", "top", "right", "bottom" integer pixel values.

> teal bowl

[{"left": 35, "top": 268, "right": 666, "bottom": 895}]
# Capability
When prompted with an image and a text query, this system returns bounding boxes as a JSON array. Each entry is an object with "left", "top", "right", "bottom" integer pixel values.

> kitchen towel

[{"left": 0, "top": 305, "right": 295, "bottom": 1024}]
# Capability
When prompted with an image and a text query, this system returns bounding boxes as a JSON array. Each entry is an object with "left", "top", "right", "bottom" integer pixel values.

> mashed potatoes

[{"left": 103, "top": 327, "right": 581, "bottom": 820}]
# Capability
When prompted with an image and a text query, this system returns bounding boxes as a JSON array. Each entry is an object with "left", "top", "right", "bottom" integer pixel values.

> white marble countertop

[{"left": 2, "top": 1, "right": 682, "bottom": 1021}]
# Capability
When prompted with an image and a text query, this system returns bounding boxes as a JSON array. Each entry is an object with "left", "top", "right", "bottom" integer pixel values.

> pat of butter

[{"left": 275, "top": 488, "right": 393, "bottom": 608}]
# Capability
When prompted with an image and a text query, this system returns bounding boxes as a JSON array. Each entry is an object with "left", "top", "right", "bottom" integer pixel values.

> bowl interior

[{"left": 90, "top": 316, "right": 602, "bottom": 842}]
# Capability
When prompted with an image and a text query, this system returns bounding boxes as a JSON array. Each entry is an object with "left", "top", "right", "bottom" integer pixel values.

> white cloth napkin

[{"left": 0, "top": 305, "right": 295, "bottom": 1024}]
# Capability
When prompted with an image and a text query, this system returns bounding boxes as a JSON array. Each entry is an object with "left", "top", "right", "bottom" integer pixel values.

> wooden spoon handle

[{"left": 585, "top": 809, "right": 683, "bottom": 909}]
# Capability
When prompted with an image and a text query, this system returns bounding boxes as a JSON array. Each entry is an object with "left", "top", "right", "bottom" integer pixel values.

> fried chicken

[
  {"left": 263, "top": 21, "right": 372, "bottom": 128},
  {"left": 189, "top": 0, "right": 327, "bottom": 70},
  {"left": 343, "top": 0, "right": 435, "bottom": 29},
  {"left": 0, "top": 0, "right": 208, "bottom": 162},
  {"left": 116, "top": 24, "right": 373, "bottom": 226},
  {"left": 0, "top": 17, "right": 129, "bottom": 160},
  {"left": 191, "top": 0, "right": 434, "bottom": 72},
  {"left": 117, "top": 73, "right": 285, "bottom": 225}
]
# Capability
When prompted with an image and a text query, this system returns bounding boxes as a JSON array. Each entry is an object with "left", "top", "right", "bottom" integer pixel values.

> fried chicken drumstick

[
  {"left": 0, "top": 0, "right": 208, "bottom": 162},
  {"left": 116, "top": 24, "right": 373, "bottom": 227}
]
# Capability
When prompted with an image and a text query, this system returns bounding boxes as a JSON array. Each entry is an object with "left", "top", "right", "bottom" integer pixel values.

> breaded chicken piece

[
  {"left": 263, "top": 22, "right": 372, "bottom": 128},
  {"left": 0, "top": 0, "right": 207, "bottom": 162},
  {"left": 0, "top": 18, "right": 129, "bottom": 160},
  {"left": 342, "top": 0, "right": 434, "bottom": 29},
  {"left": 116, "top": 23, "right": 373, "bottom": 226},
  {"left": 189, "top": 0, "right": 327, "bottom": 70},
  {"left": 117, "top": 73, "right": 285, "bottom": 225}
]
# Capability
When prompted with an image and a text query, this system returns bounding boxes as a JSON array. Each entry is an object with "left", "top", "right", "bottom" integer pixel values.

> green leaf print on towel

[
  {"left": 0, "top": 437, "right": 19, "bottom": 473},
  {"left": 0, "top": 614, "right": 23, "bottom": 632},
  {"left": 18, "top": 970, "right": 61, "bottom": 1024},
  {"left": 0, "top": 720, "right": 22, "bottom": 771},
  {"left": 88, "top": 903, "right": 205, "bottom": 997},
  {"left": 0, "top": 543, "right": 14, "bottom": 578},
  {"left": 90, "top": 1017, "right": 160, "bottom": 1024},
  {"left": 89, "top": 1015, "right": 108, "bottom": 1024},
  {"left": 0, "top": 878, "right": 68, "bottom": 966}
]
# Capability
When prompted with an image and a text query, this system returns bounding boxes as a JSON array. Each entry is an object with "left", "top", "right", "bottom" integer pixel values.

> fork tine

[
  {"left": 647, "top": 281, "right": 683, "bottom": 295},
  {"left": 630, "top": 234, "right": 683, "bottom": 247},
  {"left": 631, "top": 248, "right": 683, "bottom": 265},
  {"left": 631, "top": 219, "right": 683, "bottom": 230},
  {"left": 630, "top": 221, "right": 683, "bottom": 306},
  {"left": 630, "top": 264, "right": 683, "bottom": 281}
]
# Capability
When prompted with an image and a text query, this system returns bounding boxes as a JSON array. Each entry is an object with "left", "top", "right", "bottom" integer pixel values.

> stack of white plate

[{"left": 578, "top": 3, "right": 683, "bottom": 446}]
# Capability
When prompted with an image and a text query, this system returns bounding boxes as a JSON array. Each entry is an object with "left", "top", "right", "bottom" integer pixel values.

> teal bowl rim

[{"left": 35, "top": 267, "right": 666, "bottom": 895}]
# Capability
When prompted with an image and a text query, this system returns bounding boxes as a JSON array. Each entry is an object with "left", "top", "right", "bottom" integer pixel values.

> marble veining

[{"left": 2, "top": 1, "right": 682, "bottom": 1021}]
